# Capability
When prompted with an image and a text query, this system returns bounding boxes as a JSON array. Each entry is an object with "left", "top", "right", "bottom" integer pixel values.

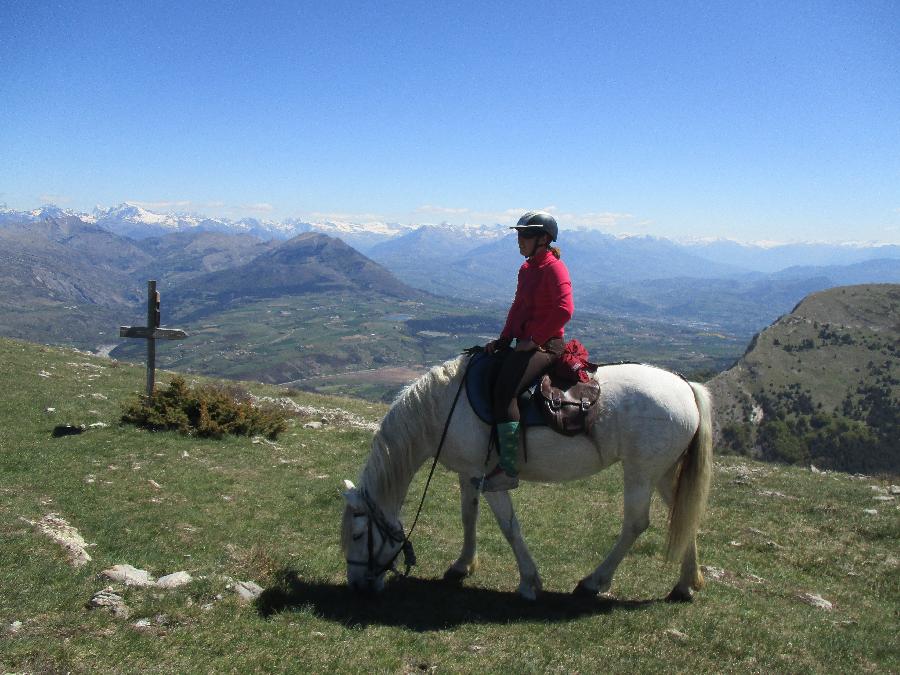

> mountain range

[{"left": 2, "top": 204, "right": 899, "bottom": 387}]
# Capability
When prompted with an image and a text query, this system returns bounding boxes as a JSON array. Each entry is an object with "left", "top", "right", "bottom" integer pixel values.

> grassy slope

[{"left": 1, "top": 337, "right": 897, "bottom": 673}]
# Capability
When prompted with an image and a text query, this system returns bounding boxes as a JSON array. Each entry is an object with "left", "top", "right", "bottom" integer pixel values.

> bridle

[
  {"left": 345, "top": 489, "right": 416, "bottom": 582},
  {"left": 345, "top": 354, "right": 473, "bottom": 585}
]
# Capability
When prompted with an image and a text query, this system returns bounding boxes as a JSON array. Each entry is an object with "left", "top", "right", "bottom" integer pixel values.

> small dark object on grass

[
  {"left": 52, "top": 424, "right": 85, "bottom": 438},
  {"left": 121, "top": 376, "right": 287, "bottom": 439}
]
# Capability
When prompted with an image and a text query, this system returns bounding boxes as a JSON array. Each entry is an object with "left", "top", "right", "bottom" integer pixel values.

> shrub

[{"left": 122, "top": 376, "right": 287, "bottom": 439}]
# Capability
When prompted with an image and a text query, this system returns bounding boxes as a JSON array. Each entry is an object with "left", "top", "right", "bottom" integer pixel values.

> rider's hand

[{"left": 485, "top": 338, "right": 509, "bottom": 354}]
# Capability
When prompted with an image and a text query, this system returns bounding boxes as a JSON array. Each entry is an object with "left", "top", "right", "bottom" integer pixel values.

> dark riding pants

[{"left": 492, "top": 338, "right": 564, "bottom": 422}]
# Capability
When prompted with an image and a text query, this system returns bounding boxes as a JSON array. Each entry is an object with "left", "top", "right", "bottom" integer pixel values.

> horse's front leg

[
  {"left": 443, "top": 474, "right": 480, "bottom": 583},
  {"left": 483, "top": 490, "right": 542, "bottom": 600}
]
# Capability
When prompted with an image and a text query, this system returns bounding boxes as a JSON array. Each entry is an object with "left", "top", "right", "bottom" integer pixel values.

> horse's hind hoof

[
  {"left": 665, "top": 585, "right": 694, "bottom": 603},
  {"left": 572, "top": 580, "right": 598, "bottom": 598}
]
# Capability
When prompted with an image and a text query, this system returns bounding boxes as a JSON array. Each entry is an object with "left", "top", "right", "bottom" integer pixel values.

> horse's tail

[{"left": 665, "top": 381, "right": 713, "bottom": 565}]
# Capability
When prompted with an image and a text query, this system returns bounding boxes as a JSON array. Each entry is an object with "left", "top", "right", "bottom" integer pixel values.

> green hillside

[
  {"left": 708, "top": 284, "right": 899, "bottom": 474},
  {"left": 1, "top": 337, "right": 897, "bottom": 672}
]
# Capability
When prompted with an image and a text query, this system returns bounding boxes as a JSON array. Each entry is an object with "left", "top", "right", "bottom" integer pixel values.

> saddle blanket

[{"left": 464, "top": 351, "right": 547, "bottom": 427}]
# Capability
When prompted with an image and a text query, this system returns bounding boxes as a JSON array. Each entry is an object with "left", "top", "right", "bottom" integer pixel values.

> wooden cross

[{"left": 119, "top": 280, "right": 188, "bottom": 397}]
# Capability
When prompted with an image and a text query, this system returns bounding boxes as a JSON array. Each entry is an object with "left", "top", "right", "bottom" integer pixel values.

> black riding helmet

[{"left": 510, "top": 210, "right": 558, "bottom": 242}]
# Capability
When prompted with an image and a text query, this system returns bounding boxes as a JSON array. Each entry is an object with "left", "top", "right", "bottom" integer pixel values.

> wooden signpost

[{"left": 120, "top": 280, "right": 188, "bottom": 397}]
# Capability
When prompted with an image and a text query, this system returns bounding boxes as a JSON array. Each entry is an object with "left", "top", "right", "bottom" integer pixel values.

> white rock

[
  {"left": 700, "top": 565, "right": 726, "bottom": 580},
  {"left": 36, "top": 513, "right": 92, "bottom": 567},
  {"left": 303, "top": 421, "right": 324, "bottom": 430},
  {"left": 873, "top": 495, "right": 895, "bottom": 502},
  {"left": 156, "top": 571, "right": 192, "bottom": 589},
  {"left": 9, "top": 620, "right": 23, "bottom": 632},
  {"left": 148, "top": 480, "right": 162, "bottom": 490},
  {"left": 39, "top": 371, "right": 51, "bottom": 378},
  {"left": 91, "top": 393, "right": 108, "bottom": 400},
  {"left": 101, "top": 564, "right": 156, "bottom": 587},
  {"left": 890, "top": 485, "right": 900, "bottom": 495},
  {"left": 133, "top": 618, "right": 152, "bottom": 629},
  {"left": 233, "top": 580, "right": 264, "bottom": 603},
  {"left": 89, "top": 587, "right": 130, "bottom": 618},
  {"left": 863, "top": 509, "right": 878, "bottom": 515},
  {"left": 797, "top": 592, "right": 833, "bottom": 611},
  {"left": 45, "top": 407, "right": 56, "bottom": 414},
  {"left": 665, "top": 628, "right": 688, "bottom": 640},
  {"left": 89, "top": 422, "right": 108, "bottom": 429}
]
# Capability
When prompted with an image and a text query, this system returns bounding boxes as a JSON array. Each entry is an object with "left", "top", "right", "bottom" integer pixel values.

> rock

[
  {"left": 233, "top": 580, "right": 264, "bottom": 603},
  {"left": 39, "top": 370, "right": 51, "bottom": 378},
  {"left": 148, "top": 480, "right": 162, "bottom": 490},
  {"left": 9, "top": 620, "right": 23, "bottom": 633},
  {"left": 101, "top": 564, "right": 156, "bottom": 587},
  {"left": 133, "top": 618, "right": 152, "bottom": 629},
  {"left": 45, "top": 407, "right": 56, "bottom": 414},
  {"left": 700, "top": 565, "right": 726, "bottom": 581},
  {"left": 890, "top": 485, "right": 900, "bottom": 495},
  {"left": 797, "top": 592, "right": 833, "bottom": 611},
  {"left": 863, "top": 509, "right": 878, "bottom": 515},
  {"left": 91, "top": 393, "right": 108, "bottom": 400},
  {"left": 156, "top": 571, "right": 192, "bottom": 589},
  {"left": 302, "top": 421, "right": 324, "bottom": 430},
  {"left": 665, "top": 628, "right": 688, "bottom": 641},
  {"left": 35, "top": 513, "right": 92, "bottom": 567},
  {"left": 873, "top": 495, "right": 895, "bottom": 502},
  {"left": 88, "top": 422, "right": 108, "bottom": 429},
  {"left": 88, "top": 588, "right": 130, "bottom": 618}
]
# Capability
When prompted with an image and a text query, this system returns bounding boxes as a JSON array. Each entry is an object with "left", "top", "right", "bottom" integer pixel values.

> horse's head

[{"left": 340, "top": 479, "right": 409, "bottom": 594}]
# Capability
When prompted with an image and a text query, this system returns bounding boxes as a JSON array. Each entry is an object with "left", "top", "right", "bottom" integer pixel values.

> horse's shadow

[{"left": 257, "top": 570, "right": 656, "bottom": 631}]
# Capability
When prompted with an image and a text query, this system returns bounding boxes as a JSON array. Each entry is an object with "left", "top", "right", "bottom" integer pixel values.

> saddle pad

[{"left": 465, "top": 351, "right": 547, "bottom": 427}]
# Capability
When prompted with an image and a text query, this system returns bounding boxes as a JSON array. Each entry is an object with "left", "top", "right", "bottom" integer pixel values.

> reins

[{"left": 349, "top": 355, "right": 472, "bottom": 581}]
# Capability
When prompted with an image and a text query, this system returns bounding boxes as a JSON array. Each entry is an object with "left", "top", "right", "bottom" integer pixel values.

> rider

[{"left": 480, "top": 211, "right": 574, "bottom": 492}]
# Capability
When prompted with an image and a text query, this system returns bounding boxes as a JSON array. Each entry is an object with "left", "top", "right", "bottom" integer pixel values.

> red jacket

[{"left": 501, "top": 250, "right": 574, "bottom": 345}]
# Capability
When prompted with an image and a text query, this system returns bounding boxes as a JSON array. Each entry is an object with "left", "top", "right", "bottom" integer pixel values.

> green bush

[{"left": 121, "top": 376, "right": 287, "bottom": 439}]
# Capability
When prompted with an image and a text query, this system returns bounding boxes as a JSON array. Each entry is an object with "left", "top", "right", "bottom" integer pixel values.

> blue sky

[{"left": 2, "top": 1, "right": 898, "bottom": 242}]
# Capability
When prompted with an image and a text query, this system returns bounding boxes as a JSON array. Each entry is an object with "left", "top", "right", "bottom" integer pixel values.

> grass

[{"left": 1, "top": 337, "right": 897, "bottom": 673}]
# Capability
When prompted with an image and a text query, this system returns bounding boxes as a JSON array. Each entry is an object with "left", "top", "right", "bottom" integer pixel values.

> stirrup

[{"left": 472, "top": 465, "right": 519, "bottom": 493}]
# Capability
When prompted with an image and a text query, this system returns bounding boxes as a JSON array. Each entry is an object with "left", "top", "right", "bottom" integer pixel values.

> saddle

[{"left": 465, "top": 350, "right": 602, "bottom": 437}]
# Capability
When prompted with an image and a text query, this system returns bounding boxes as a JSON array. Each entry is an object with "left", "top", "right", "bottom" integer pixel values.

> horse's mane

[{"left": 357, "top": 355, "right": 465, "bottom": 515}]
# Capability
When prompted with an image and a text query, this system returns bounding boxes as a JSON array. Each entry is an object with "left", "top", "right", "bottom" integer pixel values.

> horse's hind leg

[
  {"left": 483, "top": 490, "right": 542, "bottom": 600},
  {"left": 574, "top": 475, "right": 652, "bottom": 597},
  {"left": 656, "top": 465, "right": 703, "bottom": 602},
  {"left": 444, "top": 474, "right": 480, "bottom": 583}
]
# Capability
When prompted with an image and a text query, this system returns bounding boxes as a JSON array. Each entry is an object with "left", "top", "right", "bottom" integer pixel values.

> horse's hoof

[
  {"left": 572, "top": 580, "right": 598, "bottom": 598},
  {"left": 442, "top": 567, "right": 469, "bottom": 584},
  {"left": 665, "top": 585, "right": 694, "bottom": 603}
]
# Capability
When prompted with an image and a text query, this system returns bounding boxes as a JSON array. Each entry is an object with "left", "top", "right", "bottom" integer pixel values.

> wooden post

[
  {"left": 146, "top": 280, "right": 157, "bottom": 397},
  {"left": 119, "top": 281, "right": 187, "bottom": 400}
]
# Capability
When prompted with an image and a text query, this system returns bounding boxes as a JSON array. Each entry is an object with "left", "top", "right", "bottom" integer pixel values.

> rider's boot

[{"left": 479, "top": 421, "right": 520, "bottom": 492}]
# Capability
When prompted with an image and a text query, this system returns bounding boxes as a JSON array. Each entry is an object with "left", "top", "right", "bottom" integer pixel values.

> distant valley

[{"left": 2, "top": 204, "right": 898, "bottom": 406}]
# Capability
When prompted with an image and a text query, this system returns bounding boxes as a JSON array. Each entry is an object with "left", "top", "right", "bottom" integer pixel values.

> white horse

[{"left": 341, "top": 355, "right": 713, "bottom": 601}]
